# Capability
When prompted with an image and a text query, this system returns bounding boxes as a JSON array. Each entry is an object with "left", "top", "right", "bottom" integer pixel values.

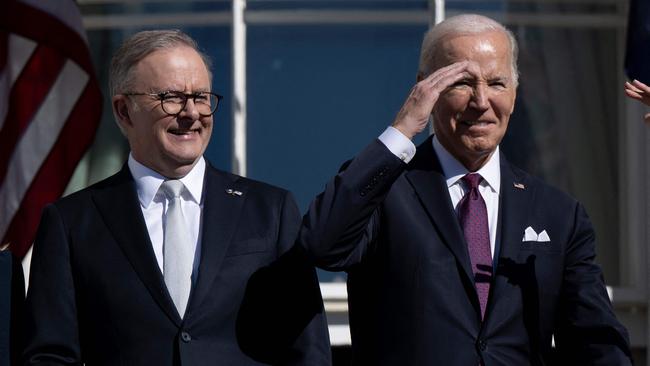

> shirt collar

[
  {"left": 431, "top": 135, "right": 501, "bottom": 194},
  {"left": 128, "top": 154, "right": 206, "bottom": 208}
]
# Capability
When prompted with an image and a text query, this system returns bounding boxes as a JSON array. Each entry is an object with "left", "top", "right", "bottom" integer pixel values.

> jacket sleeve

[
  {"left": 552, "top": 203, "right": 633, "bottom": 365},
  {"left": 298, "top": 139, "right": 406, "bottom": 270},
  {"left": 23, "top": 204, "right": 82, "bottom": 366}
]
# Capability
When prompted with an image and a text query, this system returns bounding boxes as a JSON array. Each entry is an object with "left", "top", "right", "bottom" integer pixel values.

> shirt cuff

[{"left": 378, "top": 126, "right": 416, "bottom": 163}]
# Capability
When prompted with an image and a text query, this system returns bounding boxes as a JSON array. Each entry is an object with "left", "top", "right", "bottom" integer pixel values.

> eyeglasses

[{"left": 123, "top": 91, "right": 223, "bottom": 117}]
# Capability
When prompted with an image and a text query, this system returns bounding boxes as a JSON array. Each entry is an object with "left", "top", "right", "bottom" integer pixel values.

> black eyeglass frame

[{"left": 122, "top": 90, "right": 224, "bottom": 117}]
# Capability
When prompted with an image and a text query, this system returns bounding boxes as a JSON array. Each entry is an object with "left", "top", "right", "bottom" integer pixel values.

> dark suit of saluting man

[
  {"left": 23, "top": 30, "right": 331, "bottom": 366},
  {"left": 299, "top": 14, "right": 632, "bottom": 365}
]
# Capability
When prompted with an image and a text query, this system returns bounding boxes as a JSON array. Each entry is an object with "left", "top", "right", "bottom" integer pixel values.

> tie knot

[
  {"left": 160, "top": 180, "right": 184, "bottom": 199},
  {"left": 462, "top": 173, "right": 483, "bottom": 190}
]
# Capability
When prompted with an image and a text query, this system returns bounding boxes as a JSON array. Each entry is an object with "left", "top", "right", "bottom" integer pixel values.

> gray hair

[
  {"left": 109, "top": 29, "right": 212, "bottom": 96},
  {"left": 418, "top": 14, "right": 519, "bottom": 86}
]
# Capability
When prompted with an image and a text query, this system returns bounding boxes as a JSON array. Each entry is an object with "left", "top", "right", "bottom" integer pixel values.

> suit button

[
  {"left": 181, "top": 331, "right": 192, "bottom": 343},
  {"left": 477, "top": 339, "right": 487, "bottom": 351}
]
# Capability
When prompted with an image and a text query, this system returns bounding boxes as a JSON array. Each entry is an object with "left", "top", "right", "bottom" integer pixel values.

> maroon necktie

[{"left": 458, "top": 173, "right": 492, "bottom": 319}]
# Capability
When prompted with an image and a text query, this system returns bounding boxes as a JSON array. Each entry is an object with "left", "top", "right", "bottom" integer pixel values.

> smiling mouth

[
  {"left": 168, "top": 128, "right": 200, "bottom": 136},
  {"left": 460, "top": 120, "right": 493, "bottom": 127}
]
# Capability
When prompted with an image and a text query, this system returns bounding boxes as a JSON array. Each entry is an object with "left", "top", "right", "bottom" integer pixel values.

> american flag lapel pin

[
  {"left": 226, "top": 189, "right": 243, "bottom": 196},
  {"left": 513, "top": 183, "right": 525, "bottom": 190}
]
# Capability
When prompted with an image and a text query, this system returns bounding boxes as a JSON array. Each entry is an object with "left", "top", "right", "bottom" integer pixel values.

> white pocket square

[
  {"left": 521, "top": 226, "right": 551, "bottom": 242},
  {"left": 537, "top": 230, "right": 550, "bottom": 242}
]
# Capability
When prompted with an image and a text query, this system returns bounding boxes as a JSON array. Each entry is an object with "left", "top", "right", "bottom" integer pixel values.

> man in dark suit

[
  {"left": 23, "top": 30, "right": 330, "bottom": 366},
  {"left": 1, "top": 250, "right": 24, "bottom": 366},
  {"left": 299, "top": 14, "right": 632, "bottom": 365}
]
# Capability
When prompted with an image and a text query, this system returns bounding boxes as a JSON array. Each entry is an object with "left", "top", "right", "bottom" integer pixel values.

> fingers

[
  {"left": 624, "top": 87, "right": 643, "bottom": 101},
  {"left": 423, "top": 61, "right": 470, "bottom": 93},
  {"left": 625, "top": 80, "right": 650, "bottom": 106},
  {"left": 625, "top": 81, "right": 650, "bottom": 123},
  {"left": 392, "top": 67, "right": 458, "bottom": 136},
  {"left": 625, "top": 81, "right": 644, "bottom": 95},
  {"left": 632, "top": 79, "right": 650, "bottom": 94},
  {"left": 392, "top": 61, "right": 472, "bottom": 139},
  {"left": 416, "top": 61, "right": 472, "bottom": 107},
  {"left": 422, "top": 60, "right": 469, "bottom": 82},
  {"left": 625, "top": 80, "right": 650, "bottom": 97}
]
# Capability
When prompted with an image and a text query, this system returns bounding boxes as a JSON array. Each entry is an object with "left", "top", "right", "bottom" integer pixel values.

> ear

[
  {"left": 112, "top": 95, "right": 133, "bottom": 132},
  {"left": 509, "top": 91, "right": 517, "bottom": 115}
]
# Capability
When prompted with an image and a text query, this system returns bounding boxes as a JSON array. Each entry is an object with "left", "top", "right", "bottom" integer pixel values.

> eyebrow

[{"left": 152, "top": 89, "right": 212, "bottom": 94}]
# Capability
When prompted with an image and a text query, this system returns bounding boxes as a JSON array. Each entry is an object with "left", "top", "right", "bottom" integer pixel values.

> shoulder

[
  {"left": 204, "top": 165, "right": 301, "bottom": 232},
  {"left": 205, "top": 164, "right": 293, "bottom": 204},
  {"left": 49, "top": 167, "right": 132, "bottom": 214},
  {"left": 505, "top": 159, "right": 581, "bottom": 210}
]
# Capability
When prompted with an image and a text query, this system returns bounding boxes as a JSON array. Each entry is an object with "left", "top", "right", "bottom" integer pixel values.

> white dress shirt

[
  {"left": 128, "top": 155, "right": 205, "bottom": 282},
  {"left": 378, "top": 127, "right": 500, "bottom": 258}
]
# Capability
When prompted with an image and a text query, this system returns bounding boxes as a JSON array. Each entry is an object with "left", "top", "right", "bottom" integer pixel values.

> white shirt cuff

[{"left": 378, "top": 126, "right": 416, "bottom": 163}]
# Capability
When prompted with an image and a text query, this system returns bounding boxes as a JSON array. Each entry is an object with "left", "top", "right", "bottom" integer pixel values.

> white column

[
  {"left": 428, "top": 0, "right": 445, "bottom": 135},
  {"left": 232, "top": 0, "right": 247, "bottom": 176},
  {"left": 434, "top": 0, "right": 445, "bottom": 25}
]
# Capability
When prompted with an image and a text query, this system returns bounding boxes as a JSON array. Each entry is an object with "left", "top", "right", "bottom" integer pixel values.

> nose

[
  {"left": 469, "top": 84, "right": 490, "bottom": 111},
  {"left": 179, "top": 97, "right": 200, "bottom": 120}
]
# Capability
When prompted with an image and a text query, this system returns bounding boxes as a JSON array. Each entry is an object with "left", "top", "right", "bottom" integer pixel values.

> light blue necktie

[{"left": 160, "top": 180, "right": 192, "bottom": 319}]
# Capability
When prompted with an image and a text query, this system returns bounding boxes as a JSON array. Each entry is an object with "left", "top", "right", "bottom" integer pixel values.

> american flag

[{"left": 0, "top": 0, "right": 102, "bottom": 259}]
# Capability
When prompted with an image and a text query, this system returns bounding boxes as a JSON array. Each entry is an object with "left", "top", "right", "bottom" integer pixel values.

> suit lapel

[
  {"left": 495, "top": 156, "right": 532, "bottom": 263},
  {"left": 404, "top": 137, "right": 475, "bottom": 288},
  {"left": 485, "top": 156, "right": 533, "bottom": 317},
  {"left": 188, "top": 165, "right": 247, "bottom": 313},
  {"left": 91, "top": 166, "right": 182, "bottom": 326}
]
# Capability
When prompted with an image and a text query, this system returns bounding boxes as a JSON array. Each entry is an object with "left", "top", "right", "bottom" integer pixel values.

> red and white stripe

[{"left": 0, "top": 0, "right": 102, "bottom": 258}]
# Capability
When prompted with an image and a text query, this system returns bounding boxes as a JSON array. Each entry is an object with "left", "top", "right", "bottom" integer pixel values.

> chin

[
  {"left": 468, "top": 147, "right": 497, "bottom": 160},
  {"left": 165, "top": 151, "right": 201, "bottom": 166},
  {"left": 165, "top": 144, "right": 204, "bottom": 159},
  {"left": 463, "top": 136, "right": 498, "bottom": 151},
  {"left": 179, "top": 154, "right": 202, "bottom": 165},
  {"left": 458, "top": 141, "right": 494, "bottom": 157}
]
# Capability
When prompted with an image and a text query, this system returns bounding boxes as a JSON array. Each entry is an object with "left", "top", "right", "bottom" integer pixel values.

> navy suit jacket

[
  {"left": 300, "top": 137, "right": 631, "bottom": 365},
  {"left": 23, "top": 162, "right": 331, "bottom": 366},
  {"left": 1, "top": 251, "right": 24, "bottom": 366}
]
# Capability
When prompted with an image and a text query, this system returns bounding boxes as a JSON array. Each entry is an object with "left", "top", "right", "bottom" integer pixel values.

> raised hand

[
  {"left": 624, "top": 79, "right": 650, "bottom": 123},
  {"left": 392, "top": 61, "right": 470, "bottom": 139}
]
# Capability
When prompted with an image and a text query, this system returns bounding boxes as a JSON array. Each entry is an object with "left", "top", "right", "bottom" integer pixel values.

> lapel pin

[
  {"left": 513, "top": 183, "right": 525, "bottom": 190},
  {"left": 226, "top": 189, "right": 243, "bottom": 196}
]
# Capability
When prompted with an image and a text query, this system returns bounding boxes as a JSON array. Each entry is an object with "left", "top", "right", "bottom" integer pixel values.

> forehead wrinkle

[
  {"left": 136, "top": 47, "right": 210, "bottom": 93},
  {"left": 430, "top": 31, "right": 514, "bottom": 81},
  {"left": 163, "top": 71, "right": 208, "bottom": 92}
]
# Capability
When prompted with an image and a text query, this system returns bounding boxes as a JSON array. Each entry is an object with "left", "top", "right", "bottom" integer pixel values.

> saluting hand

[{"left": 392, "top": 61, "right": 470, "bottom": 139}]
